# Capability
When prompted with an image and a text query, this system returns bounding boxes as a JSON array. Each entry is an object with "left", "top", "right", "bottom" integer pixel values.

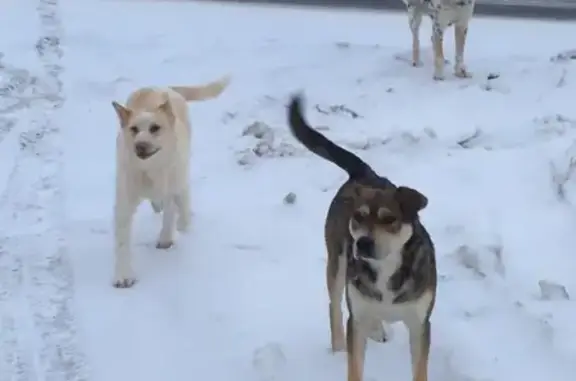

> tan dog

[{"left": 111, "top": 76, "right": 230, "bottom": 288}]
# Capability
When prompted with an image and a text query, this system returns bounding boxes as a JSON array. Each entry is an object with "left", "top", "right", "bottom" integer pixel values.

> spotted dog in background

[
  {"left": 287, "top": 94, "right": 437, "bottom": 381},
  {"left": 402, "top": 0, "right": 475, "bottom": 80}
]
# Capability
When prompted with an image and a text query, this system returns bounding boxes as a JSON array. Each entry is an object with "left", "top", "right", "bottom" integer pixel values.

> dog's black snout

[
  {"left": 355, "top": 236, "right": 375, "bottom": 254},
  {"left": 135, "top": 142, "right": 150, "bottom": 156}
]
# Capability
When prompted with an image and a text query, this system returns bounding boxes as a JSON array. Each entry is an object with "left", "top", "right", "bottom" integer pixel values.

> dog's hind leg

[
  {"left": 327, "top": 252, "right": 347, "bottom": 352},
  {"left": 157, "top": 199, "right": 177, "bottom": 249},
  {"left": 454, "top": 23, "right": 472, "bottom": 78},
  {"left": 114, "top": 196, "right": 139, "bottom": 288},
  {"left": 431, "top": 20, "right": 446, "bottom": 80},
  {"left": 174, "top": 188, "right": 191, "bottom": 233},
  {"left": 407, "top": 6, "right": 423, "bottom": 67}
]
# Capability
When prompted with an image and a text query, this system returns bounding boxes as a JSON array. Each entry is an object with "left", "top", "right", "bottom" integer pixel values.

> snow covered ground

[{"left": 1, "top": 0, "right": 576, "bottom": 380}]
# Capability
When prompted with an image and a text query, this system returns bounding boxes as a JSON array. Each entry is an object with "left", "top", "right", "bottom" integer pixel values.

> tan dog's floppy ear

[
  {"left": 395, "top": 186, "right": 428, "bottom": 219},
  {"left": 157, "top": 99, "right": 175, "bottom": 126},
  {"left": 111, "top": 101, "right": 132, "bottom": 127}
]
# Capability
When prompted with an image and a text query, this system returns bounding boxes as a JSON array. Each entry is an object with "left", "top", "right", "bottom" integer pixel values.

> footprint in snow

[{"left": 252, "top": 342, "right": 287, "bottom": 381}]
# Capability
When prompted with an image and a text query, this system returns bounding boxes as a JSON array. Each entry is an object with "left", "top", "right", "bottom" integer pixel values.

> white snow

[{"left": 1, "top": 0, "right": 576, "bottom": 380}]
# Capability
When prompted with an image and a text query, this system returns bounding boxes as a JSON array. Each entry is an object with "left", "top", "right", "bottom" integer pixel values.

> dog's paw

[
  {"left": 454, "top": 64, "right": 472, "bottom": 78},
  {"left": 412, "top": 60, "right": 423, "bottom": 68},
  {"left": 156, "top": 240, "right": 174, "bottom": 250},
  {"left": 113, "top": 262, "right": 137, "bottom": 288},
  {"left": 113, "top": 268, "right": 137, "bottom": 288},
  {"left": 368, "top": 322, "right": 393, "bottom": 343},
  {"left": 454, "top": 68, "right": 472, "bottom": 78},
  {"left": 113, "top": 277, "right": 137, "bottom": 288},
  {"left": 433, "top": 74, "right": 445, "bottom": 81}
]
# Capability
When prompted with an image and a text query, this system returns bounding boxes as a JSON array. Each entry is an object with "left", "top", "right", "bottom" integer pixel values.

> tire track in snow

[
  {"left": 0, "top": 240, "right": 36, "bottom": 381},
  {"left": 0, "top": 19, "right": 50, "bottom": 381},
  {"left": 0, "top": 0, "right": 89, "bottom": 380}
]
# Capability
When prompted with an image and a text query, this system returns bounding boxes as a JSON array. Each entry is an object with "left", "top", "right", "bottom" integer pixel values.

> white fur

[
  {"left": 348, "top": 223, "right": 431, "bottom": 332},
  {"left": 402, "top": 0, "right": 476, "bottom": 80},
  {"left": 111, "top": 76, "right": 229, "bottom": 288},
  {"left": 113, "top": 88, "right": 192, "bottom": 288}
]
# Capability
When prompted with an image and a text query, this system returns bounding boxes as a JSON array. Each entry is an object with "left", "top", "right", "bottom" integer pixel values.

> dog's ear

[
  {"left": 111, "top": 101, "right": 132, "bottom": 127},
  {"left": 395, "top": 186, "right": 428, "bottom": 220},
  {"left": 157, "top": 99, "right": 175, "bottom": 126}
]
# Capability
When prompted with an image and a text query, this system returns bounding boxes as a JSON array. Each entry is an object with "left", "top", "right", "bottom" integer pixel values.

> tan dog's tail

[{"left": 171, "top": 75, "right": 230, "bottom": 102}]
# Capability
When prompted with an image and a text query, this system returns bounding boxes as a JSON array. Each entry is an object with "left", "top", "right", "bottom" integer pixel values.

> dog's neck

[
  {"left": 370, "top": 251, "right": 403, "bottom": 292},
  {"left": 362, "top": 223, "right": 415, "bottom": 302}
]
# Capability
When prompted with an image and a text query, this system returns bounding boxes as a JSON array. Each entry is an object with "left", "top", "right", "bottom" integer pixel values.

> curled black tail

[{"left": 287, "top": 94, "right": 375, "bottom": 180}]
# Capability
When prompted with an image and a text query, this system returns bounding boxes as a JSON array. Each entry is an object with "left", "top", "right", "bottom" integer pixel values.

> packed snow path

[
  {"left": 0, "top": 0, "right": 88, "bottom": 380},
  {"left": 1, "top": 1, "right": 576, "bottom": 381}
]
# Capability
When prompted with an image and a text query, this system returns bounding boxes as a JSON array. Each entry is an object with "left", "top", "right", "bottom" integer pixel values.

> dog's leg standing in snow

[
  {"left": 175, "top": 187, "right": 191, "bottom": 232},
  {"left": 407, "top": 4, "right": 424, "bottom": 67},
  {"left": 430, "top": 2, "right": 475, "bottom": 80},
  {"left": 401, "top": 0, "right": 475, "bottom": 80},
  {"left": 453, "top": 22, "right": 471, "bottom": 78},
  {"left": 113, "top": 162, "right": 140, "bottom": 288}
]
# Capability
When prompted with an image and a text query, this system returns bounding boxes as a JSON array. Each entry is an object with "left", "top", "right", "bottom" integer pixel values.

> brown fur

[{"left": 287, "top": 95, "right": 437, "bottom": 381}]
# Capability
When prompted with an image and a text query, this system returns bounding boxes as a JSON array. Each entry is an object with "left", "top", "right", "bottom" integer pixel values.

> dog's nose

[
  {"left": 135, "top": 142, "right": 150, "bottom": 157},
  {"left": 355, "top": 236, "right": 375, "bottom": 254}
]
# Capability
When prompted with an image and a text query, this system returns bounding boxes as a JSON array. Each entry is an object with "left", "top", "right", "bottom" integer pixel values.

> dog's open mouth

[{"left": 135, "top": 148, "right": 160, "bottom": 160}]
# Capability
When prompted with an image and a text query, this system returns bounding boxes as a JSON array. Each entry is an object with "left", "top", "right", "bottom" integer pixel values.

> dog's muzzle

[
  {"left": 134, "top": 142, "right": 159, "bottom": 160},
  {"left": 354, "top": 236, "right": 375, "bottom": 258}
]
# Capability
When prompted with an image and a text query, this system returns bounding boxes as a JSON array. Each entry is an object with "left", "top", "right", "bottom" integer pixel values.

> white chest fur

[
  {"left": 137, "top": 171, "right": 162, "bottom": 199},
  {"left": 348, "top": 251, "right": 432, "bottom": 326}
]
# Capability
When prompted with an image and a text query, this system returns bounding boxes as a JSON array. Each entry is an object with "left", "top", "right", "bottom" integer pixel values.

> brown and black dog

[{"left": 287, "top": 94, "right": 437, "bottom": 381}]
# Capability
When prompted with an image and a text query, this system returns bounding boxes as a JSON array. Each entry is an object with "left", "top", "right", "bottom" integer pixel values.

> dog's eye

[
  {"left": 149, "top": 124, "right": 161, "bottom": 134},
  {"left": 352, "top": 211, "right": 365, "bottom": 223},
  {"left": 380, "top": 215, "right": 397, "bottom": 224},
  {"left": 129, "top": 126, "right": 138, "bottom": 135}
]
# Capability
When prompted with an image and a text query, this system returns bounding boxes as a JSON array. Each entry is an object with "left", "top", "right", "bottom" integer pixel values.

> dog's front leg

[
  {"left": 431, "top": 22, "right": 446, "bottom": 80},
  {"left": 157, "top": 198, "right": 176, "bottom": 249},
  {"left": 174, "top": 188, "right": 191, "bottom": 233},
  {"left": 407, "top": 319, "right": 431, "bottom": 381},
  {"left": 327, "top": 254, "right": 346, "bottom": 352},
  {"left": 347, "top": 315, "right": 368, "bottom": 381},
  {"left": 114, "top": 196, "right": 138, "bottom": 288},
  {"left": 454, "top": 24, "right": 471, "bottom": 78}
]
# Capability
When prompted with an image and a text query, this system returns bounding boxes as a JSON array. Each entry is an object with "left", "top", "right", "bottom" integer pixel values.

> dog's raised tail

[
  {"left": 171, "top": 75, "right": 230, "bottom": 102},
  {"left": 287, "top": 94, "right": 374, "bottom": 180}
]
